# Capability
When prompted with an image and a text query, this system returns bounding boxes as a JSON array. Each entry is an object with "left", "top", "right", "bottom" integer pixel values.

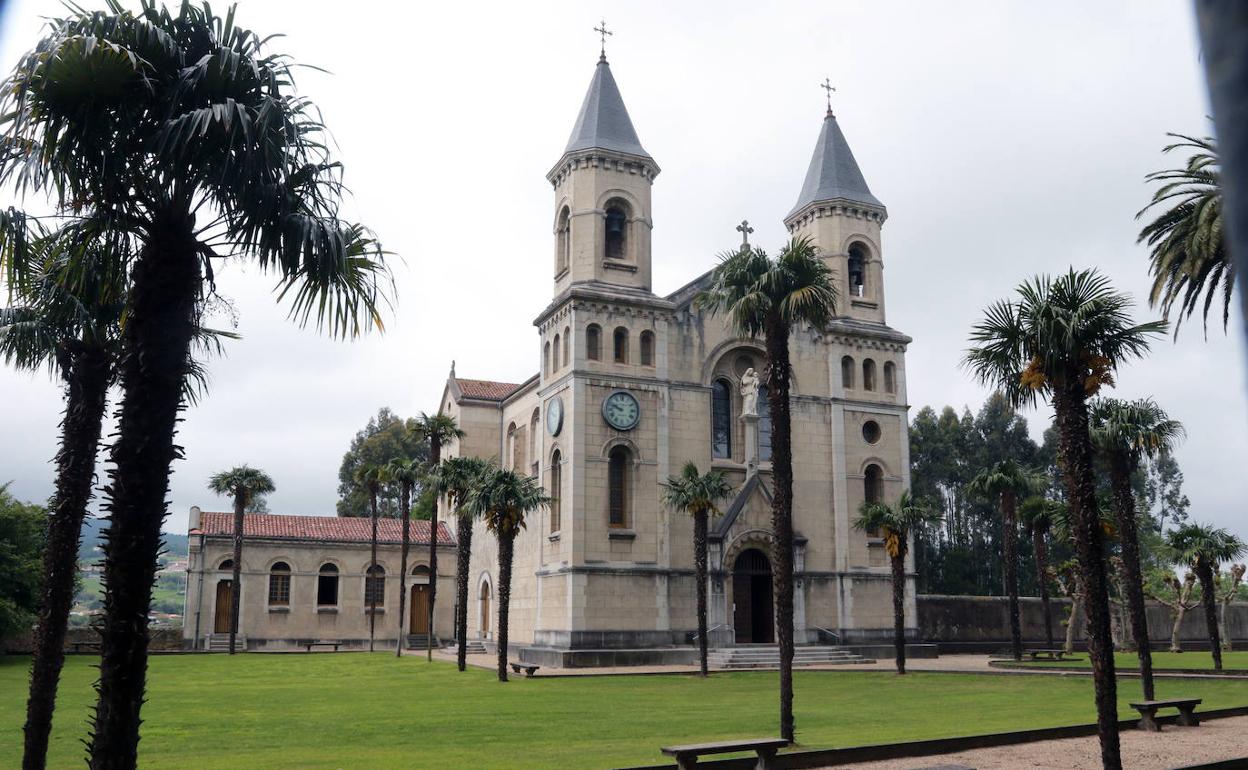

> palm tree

[
  {"left": 1137, "top": 134, "right": 1230, "bottom": 336},
  {"left": 661, "top": 462, "right": 734, "bottom": 677},
  {"left": 966, "top": 460, "right": 1042, "bottom": 661},
  {"left": 1019, "top": 497, "right": 1062, "bottom": 648},
  {"left": 696, "top": 236, "right": 836, "bottom": 741},
  {"left": 0, "top": 6, "right": 392, "bottom": 765},
  {"left": 206, "top": 466, "right": 275, "bottom": 655},
  {"left": 965, "top": 268, "right": 1165, "bottom": 770},
  {"left": 354, "top": 464, "right": 384, "bottom": 653},
  {"left": 853, "top": 491, "right": 940, "bottom": 674},
  {"left": 383, "top": 457, "right": 421, "bottom": 658},
  {"left": 431, "top": 455, "right": 493, "bottom": 671},
  {"left": 1089, "top": 397, "right": 1184, "bottom": 699},
  {"left": 1167, "top": 524, "right": 1246, "bottom": 670},
  {"left": 411, "top": 413, "right": 464, "bottom": 661},
  {"left": 463, "top": 467, "right": 549, "bottom": 682}
]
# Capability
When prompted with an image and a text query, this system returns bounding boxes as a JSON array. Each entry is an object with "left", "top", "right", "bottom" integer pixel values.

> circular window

[
  {"left": 733, "top": 353, "right": 756, "bottom": 377},
  {"left": 862, "top": 420, "right": 882, "bottom": 444}
]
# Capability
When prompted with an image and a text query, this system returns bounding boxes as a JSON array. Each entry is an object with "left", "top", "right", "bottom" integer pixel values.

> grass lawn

[
  {"left": 1010, "top": 650, "right": 1248, "bottom": 671},
  {"left": 3, "top": 654, "right": 1247, "bottom": 769}
]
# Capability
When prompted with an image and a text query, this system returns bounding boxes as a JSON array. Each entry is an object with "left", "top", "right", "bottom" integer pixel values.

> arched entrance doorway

[
  {"left": 409, "top": 566, "right": 430, "bottom": 635},
  {"left": 479, "top": 580, "right": 492, "bottom": 638},
  {"left": 732, "top": 548, "right": 774, "bottom": 643},
  {"left": 213, "top": 580, "right": 233, "bottom": 634}
]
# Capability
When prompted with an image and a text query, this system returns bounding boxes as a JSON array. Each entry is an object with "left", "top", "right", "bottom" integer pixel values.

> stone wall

[
  {"left": 3, "top": 626, "right": 184, "bottom": 655},
  {"left": 918, "top": 594, "right": 1248, "bottom": 650}
]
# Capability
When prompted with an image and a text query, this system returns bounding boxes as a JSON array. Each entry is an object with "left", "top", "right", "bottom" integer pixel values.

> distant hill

[{"left": 78, "top": 517, "right": 189, "bottom": 564}]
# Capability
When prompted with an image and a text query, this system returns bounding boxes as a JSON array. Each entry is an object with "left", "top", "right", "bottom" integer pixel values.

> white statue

[{"left": 740, "top": 368, "right": 759, "bottom": 417}]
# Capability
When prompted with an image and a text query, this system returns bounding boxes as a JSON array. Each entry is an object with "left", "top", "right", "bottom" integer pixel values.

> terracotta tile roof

[
  {"left": 192, "top": 512, "right": 455, "bottom": 546},
  {"left": 455, "top": 377, "right": 523, "bottom": 401}
]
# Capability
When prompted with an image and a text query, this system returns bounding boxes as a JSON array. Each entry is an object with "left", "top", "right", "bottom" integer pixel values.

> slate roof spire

[
  {"left": 788, "top": 110, "right": 883, "bottom": 218},
  {"left": 563, "top": 55, "right": 651, "bottom": 159}
]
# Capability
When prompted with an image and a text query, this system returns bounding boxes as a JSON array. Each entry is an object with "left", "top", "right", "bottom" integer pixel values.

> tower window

[
  {"left": 556, "top": 206, "right": 570, "bottom": 274},
  {"left": 550, "top": 449, "right": 562, "bottom": 533},
  {"left": 605, "top": 202, "right": 629, "bottom": 260},
  {"left": 864, "top": 464, "right": 884, "bottom": 504},
  {"left": 848, "top": 244, "right": 867, "bottom": 297},
  {"left": 587, "top": 324, "right": 601, "bottom": 361},
  {"left": 758, "top": 386, "right": 773, "bottom": 462},
  {"left": 543, "top": 341, "right": 551, "bottom": 376},
  {"left": 711, "top": 379, "right": 732, "bottom": 459},
  {"left": 863, "top": 359, "right": 877, "bottom": 392},
  {"left": 884, "top": 361, "right": 897, "bottom": 394},
  {"left": 563, "top": 327, "right": 570, "bottom": 369},
  {"left": 608, "top": 446, "right": 630, "bottom": 527},
  {"left": 552, "top": 333, "right": 561, "bottom": 370},
  {"left": 639, "top": 331, "right": 654, "bottom": 366},
  {"left": 841, "top": 355, "right": 855, "bottom": 389},
  {"left": 613, "top": 327, "right": 629, "bottom": 363}
]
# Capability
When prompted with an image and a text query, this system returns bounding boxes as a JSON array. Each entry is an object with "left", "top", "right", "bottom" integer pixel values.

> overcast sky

[{"left": 1, "top": 0, "right": 1244, "bottom": 542}]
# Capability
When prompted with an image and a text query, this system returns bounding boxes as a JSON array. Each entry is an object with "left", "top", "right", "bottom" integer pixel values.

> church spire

[
  {"left": 787, "top": 107, "right": 883, "bottom": 219},
  {"left": 562, "top": 49, "right": 651, "bottom": 160}
]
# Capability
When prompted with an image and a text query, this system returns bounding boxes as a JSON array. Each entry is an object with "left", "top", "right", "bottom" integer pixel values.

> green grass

[
  {"left": 3, "top": 654, "right": 1247, "bottom": 769},
  {"left": 1010, "top": 650, "right": 1248, "bottom": 671}
]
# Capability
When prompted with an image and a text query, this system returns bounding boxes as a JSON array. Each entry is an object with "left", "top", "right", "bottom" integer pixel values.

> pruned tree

[{"left": 1147, "top": 570, "right": 1199, "bottom": 653}]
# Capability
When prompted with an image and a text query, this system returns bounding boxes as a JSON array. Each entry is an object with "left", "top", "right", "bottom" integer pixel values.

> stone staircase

[
  {"left": 405, "top": 634, "right": 442, "bottom": 650},
  {"left": 461, "top": 640, "right": 487, "bottom": 655},
  {"left": 204, "top": 634, "right": 246, "bottom": 652},
  {"left": 707, "top": 645, "right": 872, "bottom": 670}
]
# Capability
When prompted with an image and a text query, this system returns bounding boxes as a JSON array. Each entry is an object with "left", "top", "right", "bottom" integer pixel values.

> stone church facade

[{"left": 439, "top": 52, "right": 915, "bottom": 666}]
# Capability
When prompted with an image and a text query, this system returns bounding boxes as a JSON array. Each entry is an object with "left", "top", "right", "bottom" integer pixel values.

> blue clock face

[
  {"left": 546, "top": 396, "right": 564, "bottom": 436},
  {"left": 602, "top": 390, "right": 640, "bottom": 431}
]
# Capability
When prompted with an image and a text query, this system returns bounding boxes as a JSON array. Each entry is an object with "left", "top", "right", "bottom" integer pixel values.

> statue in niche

[{"left": 740, "top": 368, "right": 759, "bottom": 417}]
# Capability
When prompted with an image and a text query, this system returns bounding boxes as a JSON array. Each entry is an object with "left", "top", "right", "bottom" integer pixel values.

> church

[{"left": 181, "top": 48, "right": 915, "bottom": 665}]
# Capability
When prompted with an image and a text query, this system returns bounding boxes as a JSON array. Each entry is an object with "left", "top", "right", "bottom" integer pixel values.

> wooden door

[
  {"left": 213, "top": 580, "right": 233, "bottom": 633},
  {"left": 409, "top": 584, "right": 429, "bottom": 634}
]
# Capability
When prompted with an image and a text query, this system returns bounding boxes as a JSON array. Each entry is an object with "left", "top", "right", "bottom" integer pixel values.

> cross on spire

[
  {"left": 594, "top": 20, "right": 613, "bottom": 60},
  {"left": 736, "top": 219, "right": 754, "bottom": 248},
  {"left": 821, "top": 78, "right": 836, "bottom": 115}
]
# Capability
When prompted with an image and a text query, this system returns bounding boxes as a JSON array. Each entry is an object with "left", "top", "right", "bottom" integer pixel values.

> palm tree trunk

[
  {"left": 369, "top": 491, "right": 378, "bottom": 653},
  {"left": 764, "top": 313, "right": 796, "bottom": 742},
  {"left": 23, "top": 345, "right": 110, "bottom": 770},
  {"left": 1002, "top": 490, "right": 1022, "bottom": 662},
  {"left": 1108, "top": 452, "right": 1155, "bottom": 699},
  {"left": 1053, "top": 384, "right": 1121, "bottom": 770},
  {"left": 396, "top": 481, "right": 411, "bottom": 658},
  {"left": 228, "top": 492, "right": 245, "bottom": 655},
  {"left": 891, "top": 550, "right": 907, "bottom": 674},
  {"left": 693, "top": 509, "right": 710, "bottom": 677},
  {"left": 1033, "top": 528, "right": 1054, "bottom": 648},
  {"left": 1197, "top": 562, "right": 1222, "bottom": 670},
  {"left": 428, "top": 436, "right": 441, "bottom": 662},
  {"left": 88, "top": 216, "right": 201, "bottom": 770},
  {"left": 496, "top": 528, "right": 514, "bottom": 682},
  {"left": 456, "top": 513, "right": 473, "bottom": 672}
]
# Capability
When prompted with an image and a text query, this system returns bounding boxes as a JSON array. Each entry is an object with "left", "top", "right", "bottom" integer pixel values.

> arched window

[
  {"left": 864, "top": 464, "right": 883, "bottom": 504},
  {"left": 365, "top": 564, "right": 385, "bottom": 607},
  {"left": 317, "top": 564, "right": 339, "bottom": 606},
  {"left": 758, "top": 386, "right": 773, "bottom": 462},
  {"left": 884, "top": 361, "right": 896, "bottom": 394},
  {"left": 506, "top": 422, "right": 518, "bottom": 471},
  {"left": 543, "top": 341, "right": 551, "bottom": 375},
  {"left": 552, "top": 333, "right": 561, "bottom": 370},
  {"left": 529, "top": 409, "right": 541, "bottom": 477},
  {"left": 639, "top": 331, "right": 654, "bottom": 367},
  {"left": 841, "top": 355, "right": 855, "bottom": 389},
  {"left": 863, "top": 359, "right": 877, "bottom": 392},
  {"left": 848, "top": 243, "right": 867, "bottom": 297},
  {"left": 550, "top": 449, "right": 562, "bottom": 533},
  {"left": 556, "top": 205, "right": 570, "bottom": 273},
  {"left": 711, "top": 379, "right": 732, "bottom": 459},
  {"left": 268, "top": 561, "right": 291, "bottom": 606},
  {"left": 605, "top": 201, "right": 629, "bottom": 260},
  {"left": 613, "top": 327, "right": 629, "bottom": 363},
  {"left": 587, "top": 324, "right": 601, "bottom": 361},
  {"left": 562, "top": 326, "right": 570, "bottom": 368},
  {"left": 608, "top": 446, "right": 630, "bottom": 528},
  {"left": 217, "top": 558, "right": 234, "bottom": 570}
]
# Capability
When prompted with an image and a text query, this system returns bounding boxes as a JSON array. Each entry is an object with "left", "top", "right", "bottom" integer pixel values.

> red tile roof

[
  {"left": 192, "top": 512, "right": 455, "bottom": 546},
  {"left": 455, "top": 377, "right": 523, "bottom": 401}
]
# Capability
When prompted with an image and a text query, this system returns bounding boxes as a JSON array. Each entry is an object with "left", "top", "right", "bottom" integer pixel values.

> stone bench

[
  {"left": 303, "top": 641, "right": 341, "bottom": 652},
  {"left": 510, "top": 662, "right": 540, "bottom": 677},
  {"left": 661, "top": 737, "right": 789, "bottom": 769},
  {"left": 1129, "top": 698, "right": 1201, "bottom": 731},
  {"left": 69, "top": 641, "right": 101, "bottom": 654},
  {"left": 1025, "top": 648, "right": 1078, "bottom": 662}
]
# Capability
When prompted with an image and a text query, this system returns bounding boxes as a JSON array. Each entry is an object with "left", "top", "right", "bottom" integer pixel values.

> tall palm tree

[
  {"left": 411, "top": 413, "right": 464, "bottom": 660},
  {"left": 854, "top": 491, "right": 940, "bottom": 674},
  {"left": 1137, "top": 134, "right": 1230, "bottom": 336},
  {"left": 354, "top": 464, "right": 384, "bottom": 653},
  {"left": 0, "top": 6, "right": 392, "bottom": 765},
  {"left": 1019, "top": 496, "right": 1062, "bottom": 649},
  {"left": 966, "top": 460, "right": 1043, "bottom": 662},
  {"left": 1167, "top": 524, "right": 1246, "bottom": 670},
  {"left": 696, "top": 236, "right": 836, "bottom": 741},
  {"left": 206, "top": 466, "right": 275, "bottom": 656},
  {"left": 965, "top": 268, "right": 1165, "bottom": 770},
  {"left": 431, "top": 455, "right": 493, "bottom": 671},
  {"left": 661, "top": 462, "right": 734, "bottom": 677},
  {"left": 1090, "top": 397, "right": 1184, "bottom": 699},
  {"left": 463, "top": 467, "right": 549, "bottom": 682},
  {"left": 383, "top": 457, "right": 421, "bottom": 658}
]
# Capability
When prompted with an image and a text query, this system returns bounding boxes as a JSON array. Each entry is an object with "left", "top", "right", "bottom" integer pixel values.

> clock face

[
  {"left": 546, "top": 396, "right": 564, "bottom": 436},
  {"left": 602, "top": 390, "right": 641, "bottom": 431}
]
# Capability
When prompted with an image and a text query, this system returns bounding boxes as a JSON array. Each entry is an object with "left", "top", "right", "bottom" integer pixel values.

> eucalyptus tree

[
  {"left": 1090, "top": 397, "right": 1184, "bottom": 699},
  {"left": 965, "top": 268, "right": 1165, "bottom": 770},
  {"left": 1019, "top": 496, "right": 1063, "bottom": 648},
  {"left": 383, "top": 457, "right": 421, "bottom": 657},
  {"left": 662, "top": 462, "right": 734, "bottom": 677},
  {"left": 206, "top": 466, "right": 275, "bottom": 655},
  {"left": 354, "top": 464, "right": 384, "bottom": 652},
  {"left": 0, "top": 4, "right": 391, "bottom": 765},
  {"left": 696, "top": 236, "right": 836, "bottom": 740},
  {"left": 1167, "top": 524, "right": 1246, "bottom": 670},
  {"left": 411, "top": 413, "right": 464, "bottom": 660},
  {"left": 966, "top": 460, "right": 1043, "bottom": 661},
  {"left": 431, "top": 454, "right": 493, "bottom": 671},
  {"left": 854, "top": 491, "right": 940, "bottom": 674},
  {"left": 464, "top": 467, "right": 549, "bottom": 682}
]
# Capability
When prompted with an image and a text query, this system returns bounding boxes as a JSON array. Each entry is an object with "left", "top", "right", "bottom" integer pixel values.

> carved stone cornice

[{"left": 546, "top": 148, "right": 661, "bottom": 188}]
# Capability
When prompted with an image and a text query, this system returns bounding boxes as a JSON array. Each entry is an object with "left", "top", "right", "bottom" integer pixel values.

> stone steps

[
  {"left": 405, "top": 634, "right": 442, "bottom": 650},
  {"left": 707, "top": 645, "right": 872, "bottom": 670},
  {"left": 461, "top": 640, "right": 487, "bottom": 655},
  {"left": 204, "top": 634, "right": 246, "bottom": 652}
]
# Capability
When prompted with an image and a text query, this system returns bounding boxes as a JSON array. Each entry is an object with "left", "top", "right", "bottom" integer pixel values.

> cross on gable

[
  {"left": 594, "top": 20, "right": 613, "bottom": 59},
  {"left": 821, "top": 78, "right": 836, "bottom": 113},
  {"left": 736, "top": 219, "right": 754, "bottom": 247}
]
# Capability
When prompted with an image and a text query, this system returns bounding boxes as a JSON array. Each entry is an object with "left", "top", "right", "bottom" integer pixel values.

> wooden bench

[
  {"left": 661, "top": 737, "right": 789, "bottom": 769},
  {"left": 70, "top": 641, "right": 101, "bottom": 654},
  {"left": 303, "top": 642, "right": 341, "bottom": 652},
  {"left": 1025, "top": 648, "right": 1079, "bottom": 662},
  {"left": 510, "top": 662, "right": 540, "bottom": 677},
  {"left": 1129, "top": 698, "right": 1201, "bottom": 731}
]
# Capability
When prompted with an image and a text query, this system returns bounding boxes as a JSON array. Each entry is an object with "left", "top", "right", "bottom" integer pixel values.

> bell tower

[
  {"left": 547, "top": 47, "right": 659, "bottom": 296},
  {"left": 784, "top": 96, "right": 888, "bottom": 324}
]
